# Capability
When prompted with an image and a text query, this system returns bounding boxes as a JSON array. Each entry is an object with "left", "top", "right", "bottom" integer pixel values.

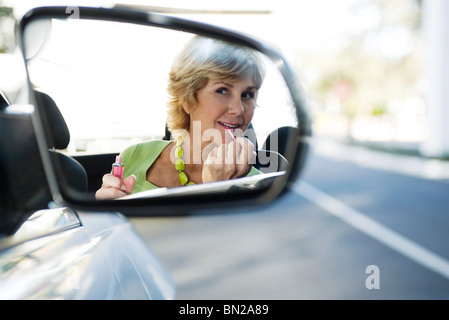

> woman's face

[{"left": 187, "top": 76, "right": 257, "bottom": 145}]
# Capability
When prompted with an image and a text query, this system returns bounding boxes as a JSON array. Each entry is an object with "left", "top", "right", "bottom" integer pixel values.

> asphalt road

[{"left": 129, "top": 139, "right": 449, "bottom": 299}]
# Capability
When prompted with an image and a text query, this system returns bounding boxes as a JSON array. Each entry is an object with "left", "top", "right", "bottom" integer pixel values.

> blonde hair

[{"left": 166, "top": 36, "right": 265, "bottom": 133}]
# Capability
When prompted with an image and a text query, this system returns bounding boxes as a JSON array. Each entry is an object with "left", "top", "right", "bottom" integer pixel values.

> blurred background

[{"left": 1, "top": 0, "right": 447, "bottom": 159}]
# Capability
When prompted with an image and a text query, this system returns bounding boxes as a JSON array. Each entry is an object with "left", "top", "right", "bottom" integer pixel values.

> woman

[{"left": 95, "top": 36, "right": 265, "bottom": 200}]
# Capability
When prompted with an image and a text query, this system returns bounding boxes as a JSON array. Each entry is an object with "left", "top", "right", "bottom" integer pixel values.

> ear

[
  {"left": 181, "top": 100, "right": 191, "bottom": 115},
  {"left": 182, "top": 103, "right": 190, "bottom": 115}
]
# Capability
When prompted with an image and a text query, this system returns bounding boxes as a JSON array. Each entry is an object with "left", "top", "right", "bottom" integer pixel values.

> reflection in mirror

[{"left": 23, "top": 16, "right": 298, "bottom": 201}]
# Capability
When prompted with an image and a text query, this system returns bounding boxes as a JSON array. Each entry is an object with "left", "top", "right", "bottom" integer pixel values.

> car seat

[
  {"left": 33, "top": 91, "right": 88, "bottom": 194},
  {"left": 262, "top": 126, "right": 299, "bottom": 159}
]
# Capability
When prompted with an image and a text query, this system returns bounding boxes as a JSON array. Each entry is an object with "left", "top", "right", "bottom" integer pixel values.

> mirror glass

[{"left": 22, "top": 14, "right": 300, "bottom": 203}]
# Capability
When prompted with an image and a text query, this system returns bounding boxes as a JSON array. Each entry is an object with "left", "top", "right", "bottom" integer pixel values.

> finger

[
  {"left": 235, "top": 137, "right": 255, "bottom": 176},
  {"left": 95, "top": 186, "right": 127, "bottom": 200},
  {"left": 207, "top": 146, "right": 219, "bottom": 165},
  {"left": 249, "top": 150, "right": 257, "bottom": 165},
  {"left": 225, "top": 141, "right": 236, "bottom": 166},
  {"left": 102, "top": 173, "right": 127, "bottom": 191},
  {"left": 234, "top": 139, "right": 243, "bottom": 164},
  {"left": 123, "top": 174, "right": 136, "bottom": 193},
  {"left": 201, "top": 142, "right": 217, "bottom": 162},
  {"left": 216, "top": 144, "right": 226, "bottom": 165},
  {"left": 225, "top": 129, "right": 236, "bottom": 144},
  {"left": 245, "top": 138, "right": 256, "bottom": 165},
  {"left": 204, "top": 153, "right": 213, "bottom": 165},
  {"left": 237, "top": 137, "right": 249, "bottom": 165}
]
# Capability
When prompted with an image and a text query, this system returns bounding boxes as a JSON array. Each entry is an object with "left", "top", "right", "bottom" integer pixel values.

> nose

[{"left": 228, "top": 96, "right": 244, "bottom": 116}]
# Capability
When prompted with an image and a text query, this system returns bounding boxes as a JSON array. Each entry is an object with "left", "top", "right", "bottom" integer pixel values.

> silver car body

[{"left": 0, "top": 208, "right": 175, "bottom": 299}]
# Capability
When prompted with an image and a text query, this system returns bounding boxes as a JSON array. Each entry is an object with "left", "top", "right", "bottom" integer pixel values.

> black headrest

[
  {"left": 262, "top": 126, "right": 299, "bottom": 157},
  {"left": 34, "top": 91, "right": 70, "bottom": 150}
]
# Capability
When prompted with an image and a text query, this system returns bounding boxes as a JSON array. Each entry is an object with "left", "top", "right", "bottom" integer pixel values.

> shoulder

[
  {"left": 122, "top": 140, "right": 171, "bottom": 155},
  {"left": 121, "top": 140, "right": 172, "bottom": 164},
  {"left": 247, "top": 166, "right": 261, "bottom": 176}
]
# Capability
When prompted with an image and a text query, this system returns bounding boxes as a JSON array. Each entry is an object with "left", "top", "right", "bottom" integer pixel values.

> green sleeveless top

[{"left": 120, "top": 140, "right": 261, "bottom": 193}]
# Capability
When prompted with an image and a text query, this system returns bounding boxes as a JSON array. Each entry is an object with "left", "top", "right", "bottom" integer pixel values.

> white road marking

[
  {"left": 312, "top": 138, "right": 449, "bottom": 182},
  {"left": 293, "top": 181, "right": 449, "bottom": 280}
]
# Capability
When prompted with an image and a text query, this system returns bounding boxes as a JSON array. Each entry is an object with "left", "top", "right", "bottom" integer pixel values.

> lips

[{"left": 218, "top": 121, "right": 240, "bottom": 129}]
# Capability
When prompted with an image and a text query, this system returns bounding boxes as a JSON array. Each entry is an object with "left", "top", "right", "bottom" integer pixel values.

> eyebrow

[
  {"left": 212, "top": 81, "right": 257, "bottom": 91},
  {"left": 212, "top": 81, "right": 233, "bottom": 88}
]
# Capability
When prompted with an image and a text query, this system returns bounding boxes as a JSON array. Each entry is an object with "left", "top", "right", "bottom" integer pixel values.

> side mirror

[{"left": 18, "top": 6, "right": 311, "bottom": 216}]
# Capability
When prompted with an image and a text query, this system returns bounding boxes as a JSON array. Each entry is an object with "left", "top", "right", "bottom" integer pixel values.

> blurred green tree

[
  {"left": 0, "top": 5, "right": 16, "bottom": 53},
  {"left": 300, "top": 0, "right": 423, "bottom": 139}
]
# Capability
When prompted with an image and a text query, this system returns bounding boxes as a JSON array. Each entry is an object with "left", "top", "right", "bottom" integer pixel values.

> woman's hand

[
  {"left": 202, "top": 137, "right": 256, "bottom": 183},
  {"left": 95, "top": 174, "right": 136, "bottom": 200}
]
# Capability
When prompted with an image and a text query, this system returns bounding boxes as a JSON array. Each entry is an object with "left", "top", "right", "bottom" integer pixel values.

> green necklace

[{"left": 174, "top": 136, "right": 195, "bottom": 186}]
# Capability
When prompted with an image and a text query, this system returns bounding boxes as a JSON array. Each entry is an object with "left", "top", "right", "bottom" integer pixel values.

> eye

[
  {"left": 215, "top": 87, "right": 228, "bottom": 95},
  {"left": 241, "top": 91, "right": 255, "bottom": 100}
]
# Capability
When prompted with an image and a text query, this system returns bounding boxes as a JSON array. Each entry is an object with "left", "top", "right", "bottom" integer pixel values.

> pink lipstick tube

[
  {"left": 226, "top": 129, "right": 236, "bottom": 142},
  {"left": 112, "top": 155, "right": 124, "bottom": 181}
]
